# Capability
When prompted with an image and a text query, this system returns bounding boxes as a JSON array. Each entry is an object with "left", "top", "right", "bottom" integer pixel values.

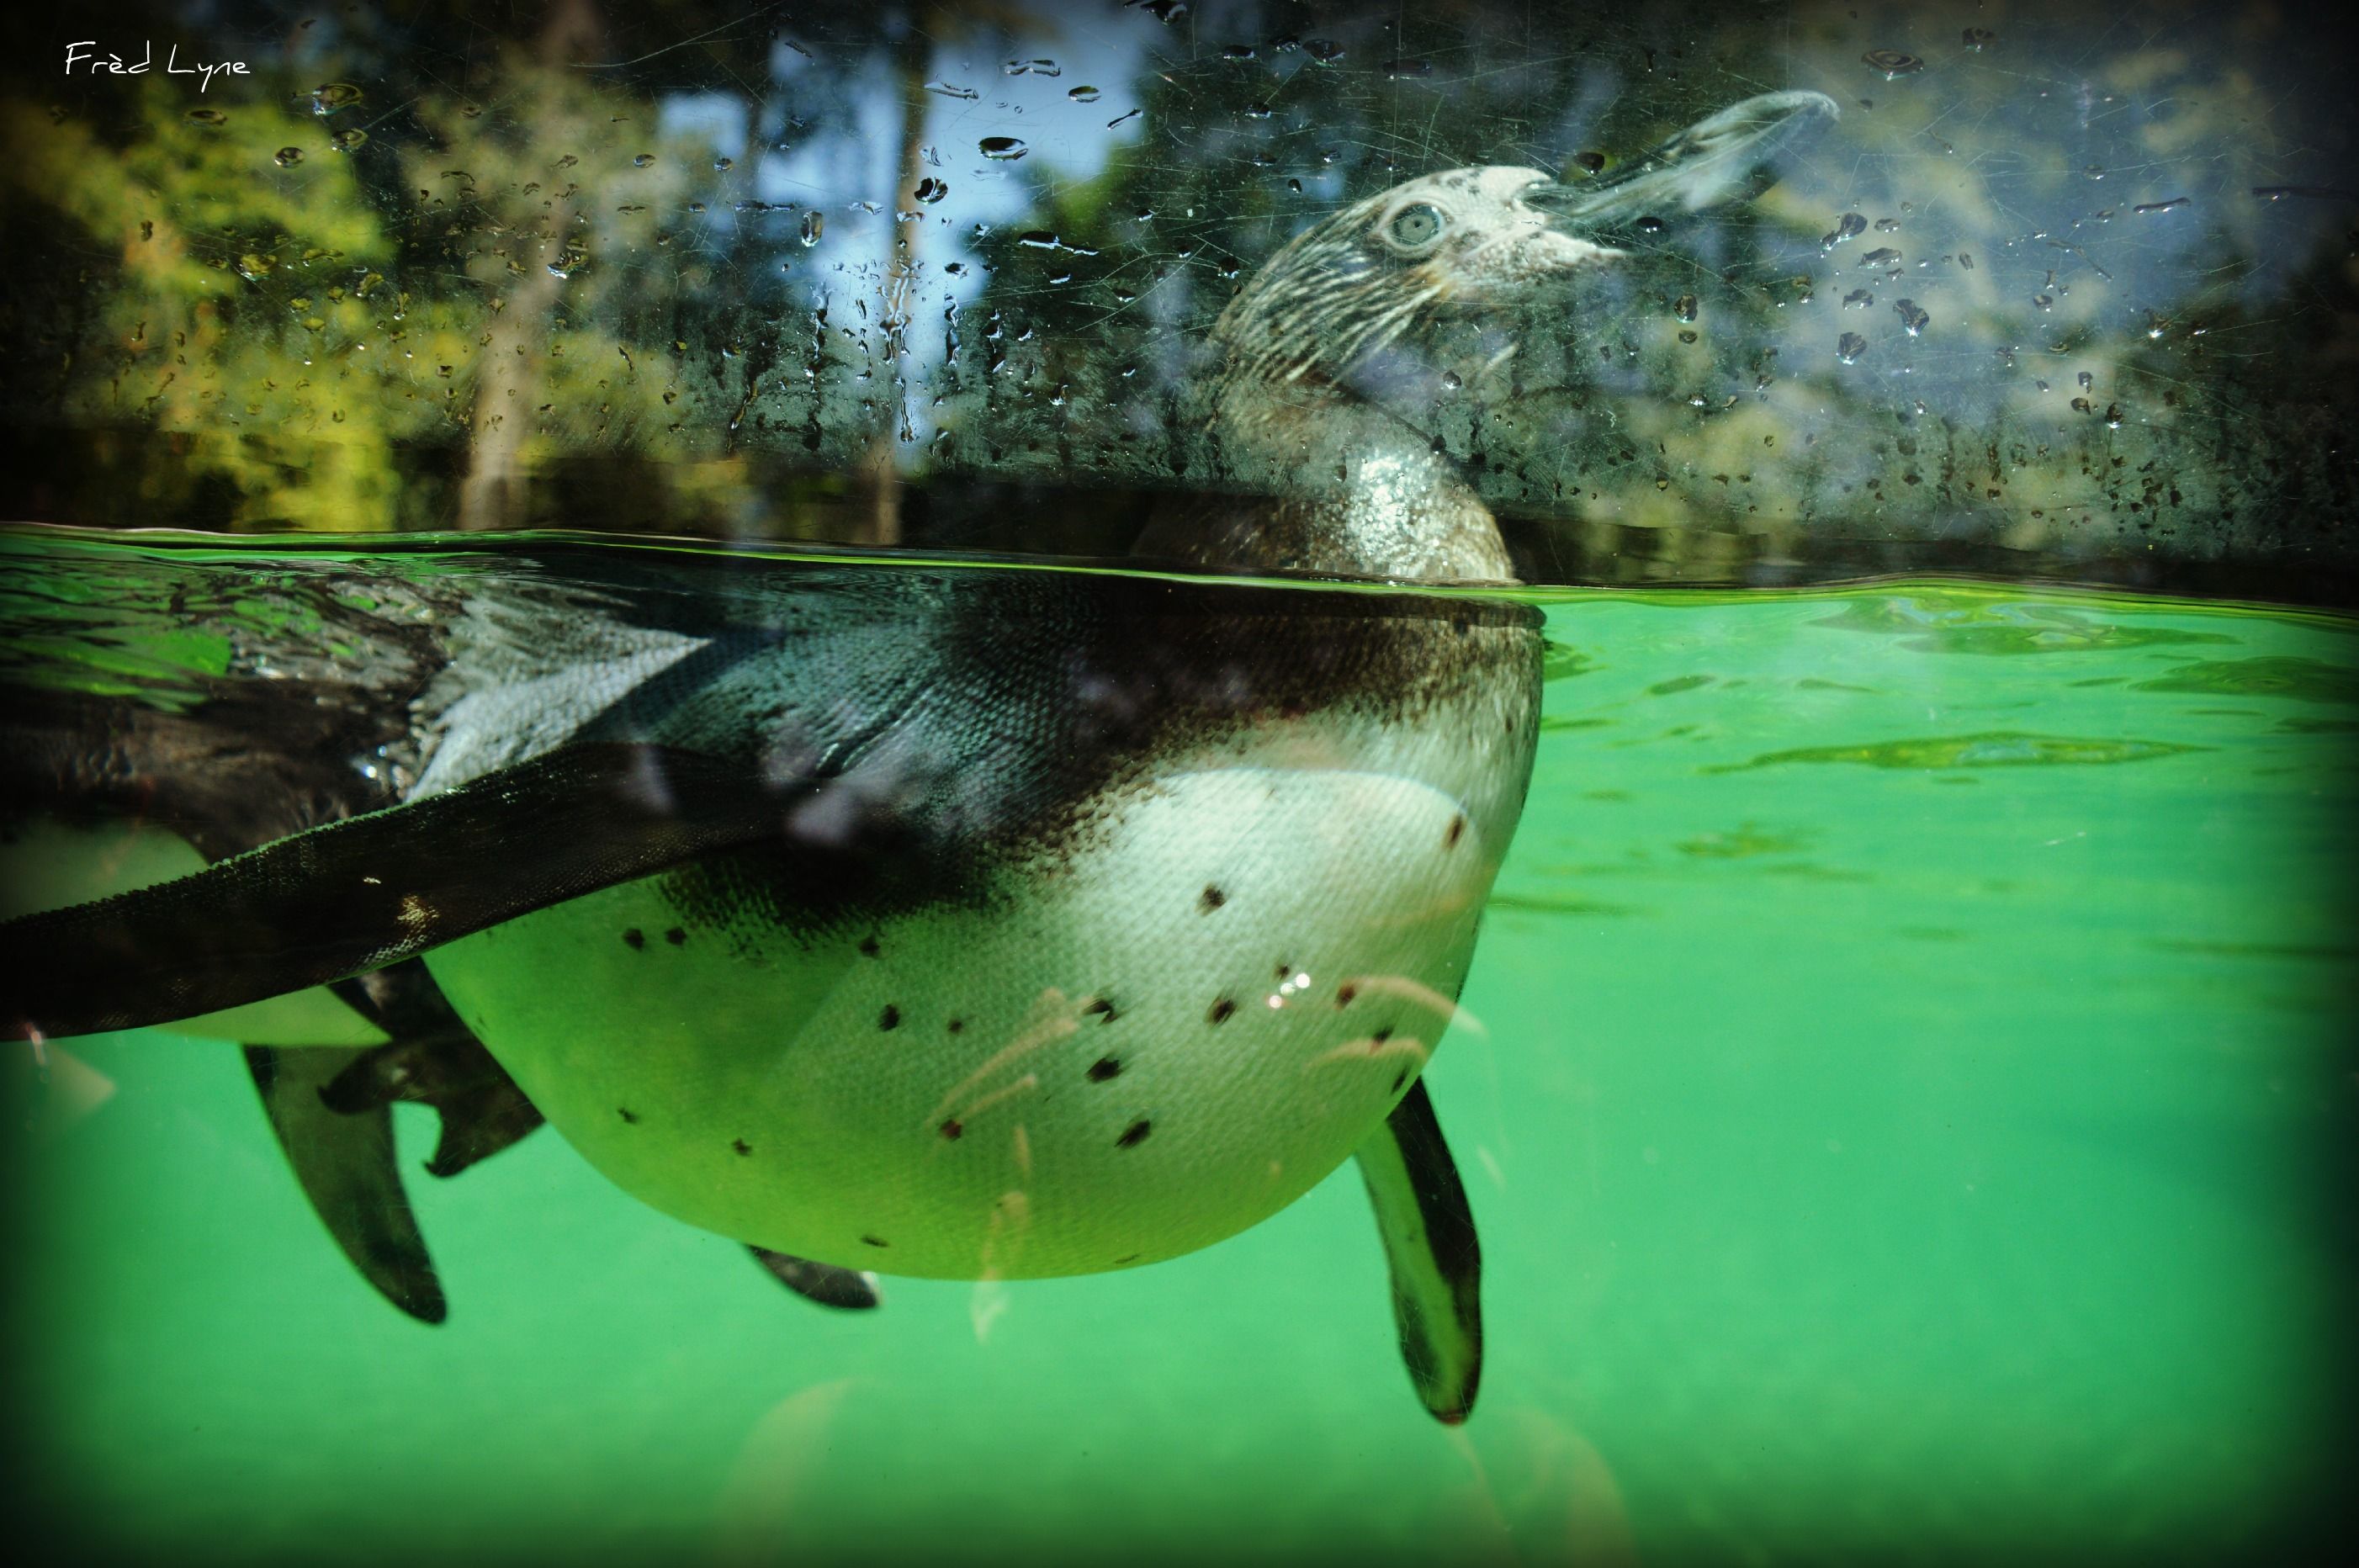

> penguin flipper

[
  {"left": 1, "top": 742, "right": 791, "bottom": 1042},
  {"left": 1354, "top": 1078, "right": 1483, "bottom": 1424},
  {"left": 747, "top": 1247, "right": 883, "bottom": 1311},
  {"left": 244, "top": 1043, "right": 448, "bottom": 1324}
]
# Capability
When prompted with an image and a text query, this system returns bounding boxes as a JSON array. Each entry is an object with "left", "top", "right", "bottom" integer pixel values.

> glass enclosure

[{"left": 1, "top": 0, "right": 2351, "bottom": 1561}]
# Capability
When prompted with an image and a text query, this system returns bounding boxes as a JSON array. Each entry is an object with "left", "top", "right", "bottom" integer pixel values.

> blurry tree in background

[{"left": 0, "top": 0, "right": 2351, "bottom": 596}]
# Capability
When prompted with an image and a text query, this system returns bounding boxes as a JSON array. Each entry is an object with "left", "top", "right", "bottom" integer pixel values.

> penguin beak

[{"left": 1524, "top": 89, "right": 1839, "bottom": 232}]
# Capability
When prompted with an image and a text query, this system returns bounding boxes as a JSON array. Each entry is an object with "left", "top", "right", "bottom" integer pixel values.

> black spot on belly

[
  {"left": 1116, "top": 1119, "right": 1153, "bottom": 1149},
  {"left": 858, "top": 934, "right": 881, "bottom": 957},
  {"left": 1207, "top": 998, "right": 1236, "bottom": 1025},
  {"left": 1083, "top": 997, "right": 1119, "bottom": 1024},
  {"left": 1445, "top": 814, "right": 1466, "bottom": 849},
  {"left": 1113, "top": 1252, "right": 1142, "bottom": 1265},
  {"left": 1088, "top": 1056, "right": 1122, "bottom": 1083},
  {"left": 622, "top": 928, "right": 645, "bottom": 950},
  {"left": 947, "top": 1017, "right": 965, "bottom": 1034},
  {"left": 861, "top": 1234, "right": 890, "bottom": 1248},
  {"left": 1391, "top": 1069, "right": 1408, "bottom": 1094},
  {"left": 1199, "top": 884, "right": 1226, "bottom": 913},
  {"left": 1373, "top": 1026, "right": 1394, "bottom": 1044},
  {"left": 733, "top": 1138, "right": 752, "bottom": 1157},
  {"left": 1274, "top": 959, "right": 1291, "bottom": 979},
  {"left": 939, "top": 1118, "right": 963, "bottom": 1141},
  {"left": 1336, "top": 982, "right": 1358, "bottom": 1008},
  {"left": 665, "top": 926, "right": 687, "bottom": 946},
  {"left": 618, "top": 1106, "right": 639, "bottom": 1125},
  {"left": 880, "top": 1004, "right": 901, "bottom": 1030}
]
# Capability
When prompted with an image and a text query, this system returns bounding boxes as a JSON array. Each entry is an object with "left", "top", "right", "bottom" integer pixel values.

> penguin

[{"left": 0, "top": 89, "right": 1833, "bottom": 1424}]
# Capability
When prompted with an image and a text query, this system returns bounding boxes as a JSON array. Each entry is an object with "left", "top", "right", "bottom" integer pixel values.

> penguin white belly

[{"left": 422, "top": 765, "right": 1498, "bottom": 1279}]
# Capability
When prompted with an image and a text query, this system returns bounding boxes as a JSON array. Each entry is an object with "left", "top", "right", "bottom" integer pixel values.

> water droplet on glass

[
  {"left": 1894, "top": 299, "right": 1928, "bottom": 336},
  {"left": 1106, "top": 109, "right": 1142, "bottom": 129},
  {"left": 1862, "top": 246, "right": 1900, "bottom": 267},
  {"left": 2084, "top": 165, "right": 2106, "bottom": 181},
  {"left": 944, "top": 261, "right": 967, "bottom": 277},
  {"left": 2033, "top": 293, "right": 2054, "bottom": 310},
  {"left": 332, "top": 128, "right": 368, "bottom": 151},
  {"left": 186, "top": 108, "right": 228, "bottom": 127},
  {"left": 1440, "top": 370, "right": 1462, "bottom": 391},
  {"left": 275, "top": 146, "right": 304, "bottom": 167},
  {"left": 633, "top": 153, "right": 655, "bottom": 168},
  {"left": 1874, "top": 217, "right": 1900, "bottom": 233},
  {"left": 1222, "top": 45, "right": 1258, "bottom": 61},
  {"left": 1004, "top": 58, "right": 1059, "bottom": 77},
  {"left": 1635, "top": 215, "right": 1664, "bottom": 234},
  {"left": 714, "top": 156, "right": 734, "bottom": 172},
  {"left": 2134, "top": 197, "right": 2189, "bottom": 215},
  {"left": 1140, "top": 1, "right": 1190, "bottom": 23},
  {"left": 915, "top": 177, "right": 947, "bottom": 204},
  {"left": 2103, "top": 404, "right": 2123, "bottom": 427},
  {"left": 1383, "top": 57, "right": 1433, "bottom": 78},
  {"left": 311, "top": 82, "right": 363, "bottom": 114},
  {"left": 1837, "top": 332, "right": 1869, "bottom": 365},
  {"left": 1673, "top": 293, "right": 1699, "bottom": 323},
  {"left": 236, "top": 253, "right": 275, "bottom": 281},
  {"left": 1305, "top": 39, "right": 1344, "bottom": 65},
  {"left": 927, "top": 81, "right": 981, "bottom": 101},
  {"left": 979, "top": 136, "right": 1028, "bottom": 161},
  {"left": 1842, "top": 289, "right": 1874, "bottom": 308},
  {"left": 1068, "top": 85, "right": 1100, "bottom": 103},
  {"left": 1573, "top": 151, "right": 1607, "bottom": 176},
  {"left": 1862, "top": 50, "right": 1922, "bottom": 79},
  {"left": 800, "top": 210, "right": 825, "bottom": 246},
  {"left": 1244, "top": 102, "right": 1272, "bottom": 119},
  {"left": 1964, "top": 28, "right": 1996, "bottom": 50},
  {"left": 1018, "top": 231, "right": 1059, "bottom": 249},
  {"left": 2077, "top": 371, "right": 2093, "bottom": 391}
]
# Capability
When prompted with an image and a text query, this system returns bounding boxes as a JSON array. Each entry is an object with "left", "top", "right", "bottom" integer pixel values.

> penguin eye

[{"left": 1386, "top": 204, "right": 1445, "bottom": 251}]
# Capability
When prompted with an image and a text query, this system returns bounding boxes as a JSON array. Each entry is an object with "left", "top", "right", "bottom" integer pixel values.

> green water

[{"left": 8, "top": 580, "right": 2353, "bottom": 1564}]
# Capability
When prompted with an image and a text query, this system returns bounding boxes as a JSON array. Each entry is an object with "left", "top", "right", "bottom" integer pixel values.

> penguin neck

[{"left": 1161, "top": 365, "right": 1516, "bottom": 583}]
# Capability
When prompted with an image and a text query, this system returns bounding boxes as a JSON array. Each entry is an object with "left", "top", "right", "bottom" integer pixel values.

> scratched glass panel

[
  {"left": 0, "top": 3, "right": 2354, "bottom": 1562},
  {"left": 0, "top": 0, "right": 2351, "bottom": 596}
]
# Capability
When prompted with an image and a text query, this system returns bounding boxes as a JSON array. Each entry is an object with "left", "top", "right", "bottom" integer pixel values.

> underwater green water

[{"left": 8, "top": 577, "right": 2353, "bottom": 1564}]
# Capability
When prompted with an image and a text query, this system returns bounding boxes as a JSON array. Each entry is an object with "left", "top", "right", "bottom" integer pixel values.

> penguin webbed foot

[
  {"left": 747, "top": 1247, "right": 883, "bottom": 1311},
  {"left": 317, "top": 1031, "right": 545, "bottom": 1179}
]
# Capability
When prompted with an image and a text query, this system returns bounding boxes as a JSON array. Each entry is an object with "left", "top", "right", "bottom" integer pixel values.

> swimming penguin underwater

[{"left": 0, "top": 89, "right": 1832, "bottom": 1424}]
